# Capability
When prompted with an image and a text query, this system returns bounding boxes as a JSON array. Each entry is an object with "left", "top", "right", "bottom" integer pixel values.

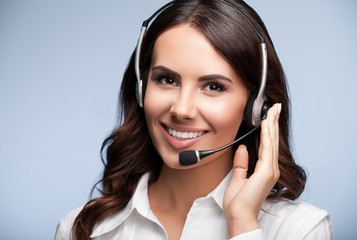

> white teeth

[{"left": 167, "top": 127, "right": 205, "bottom": 139}]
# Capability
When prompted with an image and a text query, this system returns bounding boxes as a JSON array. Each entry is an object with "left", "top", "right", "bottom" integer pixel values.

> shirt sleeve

[
  {"left": 303, "top": 215, "right": 334, "bottom": 240},
  {"left": 55, "top": 219, "right": 73, "bottom": 240},
  {"left": 229, "top": 229, "right": 264, "bottom": 240},
  {"left": 228, "top": 214, "right": 333, "bottom": 240},
  {"left": 54, "top": 207, "right": 83, "bottom": 240}
]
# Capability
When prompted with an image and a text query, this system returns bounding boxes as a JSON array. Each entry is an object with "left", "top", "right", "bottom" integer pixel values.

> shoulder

[
  {"left": 260, "top": 198, "right": 333, "bottom": 239},
  {"left": 55, "top": 206, "right": 84, "bottom": 240},
  {"left": 263, "top": 198, "right": 328, "bottom": 218}
]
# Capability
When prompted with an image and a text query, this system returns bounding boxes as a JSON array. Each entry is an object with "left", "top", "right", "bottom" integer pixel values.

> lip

[{"left": 160, "top": 123, "right": 209, "bottom": 150}]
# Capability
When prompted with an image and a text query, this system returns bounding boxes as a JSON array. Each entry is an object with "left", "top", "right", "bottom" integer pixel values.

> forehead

[{"left": 151, "top": 24, "right": 239, "bottom": 79}]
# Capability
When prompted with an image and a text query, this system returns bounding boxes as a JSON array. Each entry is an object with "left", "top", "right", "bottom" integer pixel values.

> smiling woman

[
  {"left": 144, "top": 24, "right": 250, "bottom": 170},
  {"left": 55, "top": 1, "right": 333, "bottom": 239}
]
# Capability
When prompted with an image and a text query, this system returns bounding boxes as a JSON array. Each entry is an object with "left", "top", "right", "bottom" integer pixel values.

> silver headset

[{"left": 134, "top": 0, "right": 268, "bottom": 127}]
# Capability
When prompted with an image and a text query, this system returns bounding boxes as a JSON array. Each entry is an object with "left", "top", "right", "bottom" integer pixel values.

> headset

[{"left": 134, "top": 0, "right": 270, "bottom": 165}]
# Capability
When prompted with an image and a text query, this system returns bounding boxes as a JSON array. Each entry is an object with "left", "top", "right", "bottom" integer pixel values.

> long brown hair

[{"left": 73, "top": 0, "right": 306, "bottom": 238}]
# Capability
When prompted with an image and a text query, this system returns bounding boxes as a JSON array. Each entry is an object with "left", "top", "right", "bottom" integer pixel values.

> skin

[
  {"left": 144, "top": 24, "right": 281, "bottom": 240},
  {"left": 223, "top": 104, "right": 281, "bottom": 237}
]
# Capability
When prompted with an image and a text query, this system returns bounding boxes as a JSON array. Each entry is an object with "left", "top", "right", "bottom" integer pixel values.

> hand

[{"left": 223, "top": 103, "right": 281, "bottom": 237}]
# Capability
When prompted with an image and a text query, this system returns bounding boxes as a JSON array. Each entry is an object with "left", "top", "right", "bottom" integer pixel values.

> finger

[
  {"left": 274, "top": 104, "right": 281, "bottom": 170},
  {"left": 268, "top": 104, "right": 278, "bottom": 160},
  {"left": 231, "top": 145, "right": 249, "bottom": 182},
  {"left": 259, "top": 104, "right": 281, "bottom": 180},
  {"left": 257, "top": 111, "right": 275, "bottom": 173},
  {"left": 265, "top": 104, "right": 280, "bottom": 160},
  {"left": 269, "top": 104, "right": 279, "bottom": 136}
]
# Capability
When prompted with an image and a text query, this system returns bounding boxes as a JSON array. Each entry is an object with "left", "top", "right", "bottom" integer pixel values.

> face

[{"left": 144, "top": 24, "right": 249, "bottom": 169}]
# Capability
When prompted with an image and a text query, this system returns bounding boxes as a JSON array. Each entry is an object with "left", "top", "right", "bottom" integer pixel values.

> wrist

[{"left": 226, "top": 216, "right": 259, "bottom": 238}]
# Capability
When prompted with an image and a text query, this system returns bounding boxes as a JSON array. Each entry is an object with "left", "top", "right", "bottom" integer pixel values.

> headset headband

[{"left": 134, "top": 0, "right": 268, "bottom": 127}]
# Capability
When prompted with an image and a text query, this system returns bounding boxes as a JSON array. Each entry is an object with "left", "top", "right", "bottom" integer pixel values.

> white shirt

[{"left": 55, "top": 171, "right": 333, "bottom": 240}]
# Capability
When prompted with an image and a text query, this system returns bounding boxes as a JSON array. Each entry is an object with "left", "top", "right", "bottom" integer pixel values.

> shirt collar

[
  {"left": 90, "top": 170, "right": 233, "bottom": 238},
  {"left": 90, "top": 173, "right": 151, "bottom": 238}
]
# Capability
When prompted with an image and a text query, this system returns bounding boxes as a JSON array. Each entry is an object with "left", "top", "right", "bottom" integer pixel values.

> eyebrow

[
  {"left": 151, "top": 65, "right": 233, "bottom": 84},
  {"left": 151, "top": 66, "right": 181, "bottom": 80},
  {"left": 198, "top": 74, "right": 233, "bottom": 84}
]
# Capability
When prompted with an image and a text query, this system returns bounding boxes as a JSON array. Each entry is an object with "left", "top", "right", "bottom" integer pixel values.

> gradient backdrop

[{"left": 1, "top": 0, "right": 356, "bottom": 239}]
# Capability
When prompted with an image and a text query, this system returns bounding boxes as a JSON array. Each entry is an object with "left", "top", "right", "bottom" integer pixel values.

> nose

[{"left": 170, "top": 87, "right": 197, "bottom": 120}]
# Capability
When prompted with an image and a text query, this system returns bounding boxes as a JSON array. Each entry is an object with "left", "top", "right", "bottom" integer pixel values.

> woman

[{"left": 55, "top": 0, "right": 333, "bottom": 239}]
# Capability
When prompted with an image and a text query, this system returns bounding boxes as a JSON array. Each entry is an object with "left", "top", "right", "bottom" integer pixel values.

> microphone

[{"left": 179, "top": 124, "right": 261, "bottom": 166}]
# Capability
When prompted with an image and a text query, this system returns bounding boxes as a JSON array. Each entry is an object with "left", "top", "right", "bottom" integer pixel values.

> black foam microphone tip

[{"left": 179, "top": 150, "right": 198, "bottom": 166}]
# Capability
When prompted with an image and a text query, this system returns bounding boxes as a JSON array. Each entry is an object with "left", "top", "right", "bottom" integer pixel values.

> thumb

[{"left": 231, "top": 145, "right": 249, "bottom": 182}]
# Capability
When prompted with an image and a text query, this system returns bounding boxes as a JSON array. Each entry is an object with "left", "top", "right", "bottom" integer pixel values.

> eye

[
  {"left": 202, "top": 82, "right": 226, "bottom": 93},
  {"left": 153, "top": 74, "right": 179, "bottom": 87},
  {"left": 160, "top": 76, "right": 178, "bottom": 86}
]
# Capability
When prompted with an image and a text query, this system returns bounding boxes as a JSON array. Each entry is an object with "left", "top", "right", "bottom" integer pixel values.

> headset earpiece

[
  {"left": 244, "top": 92, "right": 269, "bottom": 128},
  {"left": 136, "top": 79, "right": 143, "bottom": 107},
  {"left": 134, "top": 2, "right": 175, "bottom": 108}
]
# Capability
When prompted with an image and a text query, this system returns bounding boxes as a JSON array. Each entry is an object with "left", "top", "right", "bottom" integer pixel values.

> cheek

[
  {"left": 143, "top": 81, "right": 173, "bottom": 130},
  {"left": 144, "top": 84, "right": 160, "bottom": 126},
  {"left": 143, "top": 84, "right": 164, "bottom": 150},
  {"left": 200, "top": 97, "right": 246, "bottom": 136},
  {"left": 144, "top": 85, "right": 158, "bottom": 119}
]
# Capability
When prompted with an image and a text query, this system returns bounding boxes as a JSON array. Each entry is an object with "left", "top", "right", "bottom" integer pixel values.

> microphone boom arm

[{"left": 179, "top": 123, "right": 261, "bottom": 166}]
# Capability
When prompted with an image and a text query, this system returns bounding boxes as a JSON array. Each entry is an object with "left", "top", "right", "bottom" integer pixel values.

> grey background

[{"left": 1, "top": 0, "right": 356, "bottom": 239}]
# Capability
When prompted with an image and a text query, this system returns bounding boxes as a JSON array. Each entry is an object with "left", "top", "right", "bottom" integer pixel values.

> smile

[
  {"left": 160, "top": 123, "right": 209, "bottom": 149},
  {"left": 167, "top": 127, "right": 206, "bottom": 139}
]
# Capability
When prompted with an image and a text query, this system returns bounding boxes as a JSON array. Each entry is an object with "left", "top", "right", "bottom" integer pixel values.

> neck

[{"left": 149, "top": 149, "right": 233, "bottom": 213}]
